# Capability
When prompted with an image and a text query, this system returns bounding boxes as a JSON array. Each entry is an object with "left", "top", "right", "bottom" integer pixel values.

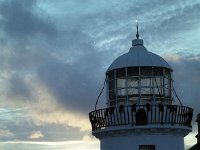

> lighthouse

[{"left": 89, "top": 25, "right": 193, "bottom": 150}]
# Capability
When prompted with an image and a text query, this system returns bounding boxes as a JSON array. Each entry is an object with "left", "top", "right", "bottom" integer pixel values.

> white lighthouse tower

[{"left": 89, "top": 25, "right": 193, "bottom": 150}]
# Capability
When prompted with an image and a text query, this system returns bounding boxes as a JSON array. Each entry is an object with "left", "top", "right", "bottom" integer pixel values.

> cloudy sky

[{"left": 0, "top": 0, "right": 200, "bottom": 149}]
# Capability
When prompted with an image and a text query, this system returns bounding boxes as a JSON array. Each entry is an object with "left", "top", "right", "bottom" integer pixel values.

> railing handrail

[{"left": 89, "top": 104, "right": 193, "bottom": 131}]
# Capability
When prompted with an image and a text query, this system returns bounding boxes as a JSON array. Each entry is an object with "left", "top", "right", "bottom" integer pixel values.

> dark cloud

[
  {"left": 36, "top": 30, "right": 106, "bottom": 112},
  {"left": 0, "top": 2, "right": 105, "bottom": 115},
  {"left": 7, "top": 74, "right": 31, "bottom": 100},
  {"left": 169, "top": 55, "right": 200, "bottom": 113},
  {"left": 0, "top": 0, "right": 56, "bottom": 38},
  {"left": 2, "top": 24, "right": 106, "bottom": 112},
  {"left": 158, "top": 4, "right": 200, "bottom": 33}
]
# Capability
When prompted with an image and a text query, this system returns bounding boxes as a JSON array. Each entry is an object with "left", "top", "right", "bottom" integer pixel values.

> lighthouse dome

[
  {"left": 107, "top": 39, "right": 172, "bottom": 72},
  {"left": 106, "top": 38, "right": 173, "bottom": 107}
]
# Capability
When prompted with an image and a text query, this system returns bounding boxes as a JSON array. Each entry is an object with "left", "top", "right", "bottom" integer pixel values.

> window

[
  {"left": 127, "top": 67, "right": 139, "bottom": 76},
  {"left": 141, "top": 77, "right": 153, "bottom": 87},
  {"left": 107, "top": 66, "right": 172, "bottom": 106},
  {"left": 116, "top": 68, "right": 126, "bottom": 98},
  {"left": 117, "top": 78, "right": 126, "bottom": 88},
  {"left": 108, "top": 71, "right": 114, "bottom": 80},
  {"left": 116, "top": 68, "right": 125, "bottom": 77},
  {"left": 127, "top": 77, "right": 139, "bottom": 87},
  {"left": 139, "top": 145, "right": 155, "bottom": 150},
  {"left": 141, "top": 67, "right": 153, "bottom": 76}
]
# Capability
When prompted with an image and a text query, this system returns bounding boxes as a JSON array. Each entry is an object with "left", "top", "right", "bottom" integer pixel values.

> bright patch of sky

[{"left": 0, "top": 108, "right": 27, "bottom": 122}]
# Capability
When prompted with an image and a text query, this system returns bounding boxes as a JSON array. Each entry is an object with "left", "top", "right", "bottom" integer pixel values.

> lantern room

[{"left": 106, "top": 38, "right": 173, "bottom": 107}]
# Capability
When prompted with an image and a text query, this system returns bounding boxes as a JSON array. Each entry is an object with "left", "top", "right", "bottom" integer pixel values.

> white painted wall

[{"left": 100, "top": 133, "right": 185, "bottom": 150}]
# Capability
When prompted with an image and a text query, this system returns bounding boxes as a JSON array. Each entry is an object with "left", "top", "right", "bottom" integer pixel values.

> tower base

[{"left": 93, "top": 125, "right": 191, "bottom": 150}]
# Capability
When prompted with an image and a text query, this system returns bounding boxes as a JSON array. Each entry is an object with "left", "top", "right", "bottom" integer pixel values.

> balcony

[{"left": 89, "top": 104, "right": 193, "bottom": 131}]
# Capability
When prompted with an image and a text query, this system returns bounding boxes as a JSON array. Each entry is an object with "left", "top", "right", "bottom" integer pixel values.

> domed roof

[{"left": 107, "top": 39, "right": 172, "bottom": 72}]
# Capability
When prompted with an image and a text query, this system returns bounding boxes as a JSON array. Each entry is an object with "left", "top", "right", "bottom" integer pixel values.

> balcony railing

[{"left": 89, "top": 104, "right": 193, "bottom": 131}]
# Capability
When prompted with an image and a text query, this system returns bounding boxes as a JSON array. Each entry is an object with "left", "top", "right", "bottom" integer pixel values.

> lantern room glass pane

[
  {"left": 109, "top": 80, "right": 115, "bottom": 90},
  {"left": 154, "top": 67, "right": 163, "bottom": 76},
  {"left": 117, "top": 98, "right": 125, "bottom": 105},
  {"left": 117, "top": 78, "right": 126, "bottom": 88},
  {"left": 117, "top": 88, "right": 126, "bottom": 96},
  {"left": 164, "top": 71, "right": 171, "bottom": 97},
  {"left": 165, "top": 88, "right": 170, "bottom": 97},
  {"left": 116, "top": 68, "right": 125, "bottom": 77},
  {"left": 108, "top": 70, "right": 115, "bottom": 80},
  {"left": 127, "top": 77, "right": 139, "bottom": 87},
  {"left": 127, "top": 67, "right": 139, "bottom": 76},
  {"left": 128, "top": 96, "right": 138, "bottom": 104},
  {"left": 165, "top": 68, "right": 170, "bottom": 75},
  {"left": 164, "top": 80, "right": 170, "bottom": 96},
  {"left": 154, "top": 87, "right": 163, "bottom": 95},
  {"left": 141, "top": 88, "right": 152, "bottom": 94},
  {"left": 141, "top": 67, "right": 153, "bottom": 76},
  {"left": 141, "top": 77, "right": 153, "bottom": 87},
  {"left": 128, "top": 88, "right": 139, "bottom": 95},
  {"left": 164, "top": 75, "right": 170, "bottom": 84},
  {"left": 153, "top": 76, "right": 163, "bottom": 87},
  {"left": 153, "top": 76, "right": 164, "bottom": 95},
  {"left": 109, "top": 90, "right": 115, "bottom": 99}
]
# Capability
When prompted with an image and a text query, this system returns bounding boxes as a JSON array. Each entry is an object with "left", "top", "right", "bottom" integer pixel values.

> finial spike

[{"left": 136, "top": 20, "right": 139, "bottom": 39}]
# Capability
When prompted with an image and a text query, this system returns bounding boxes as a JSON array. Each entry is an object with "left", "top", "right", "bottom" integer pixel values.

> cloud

[
  {"left": 159, "top": 3, "right": 200, "bottom": 31},
  {"left": 82, "top": 134, "right": 97, "bottom": 142},
  {"left": 30, "top": 109, "right": 90, "bottom": 132},
  {"left": 165, "top": 54, "right": 200, "bottom": 108},
  {"left": 29, "top": 131, "right": 44, "bottom": 139},
  {"left": 0, "top": 129, "right": 15, "bottom": 140},
  {"left": 0, "top": 0, "right": 104, "bottom": 140},
  {"left": 7, "top": 74, "right": 31, "bottom": 100},
  {"left": 0, "top": 0, "right": 199, "bottom": 147},
  {"left": 24, "top": 77, "right": 91, "bottom": 132},
  {"left": 0, "top": 0, "right": 56, "bottom": 38}
]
